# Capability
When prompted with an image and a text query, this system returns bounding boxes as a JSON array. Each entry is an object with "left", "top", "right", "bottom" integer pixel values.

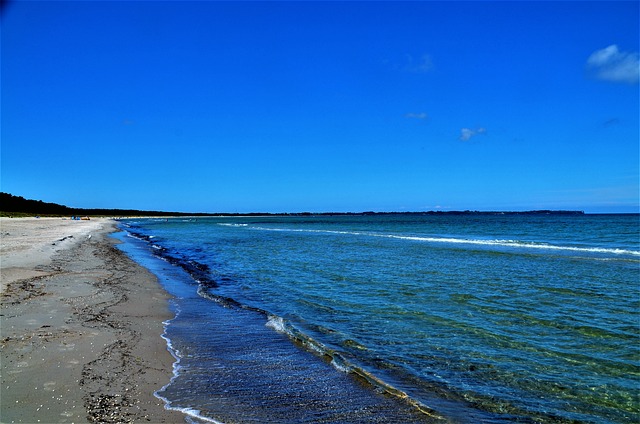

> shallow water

[{"left": 117, "top": 214, "right": 640, "bottom": 423}]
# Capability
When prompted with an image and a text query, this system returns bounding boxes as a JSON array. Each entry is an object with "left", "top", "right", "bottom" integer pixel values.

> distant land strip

[{"left": 0, "top": 193, "right": 590, "bottom": 218}]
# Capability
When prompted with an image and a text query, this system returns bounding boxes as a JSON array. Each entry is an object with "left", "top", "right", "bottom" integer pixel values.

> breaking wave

[{"left": 246, "top": 226, "right": 640, "bottom": 257}]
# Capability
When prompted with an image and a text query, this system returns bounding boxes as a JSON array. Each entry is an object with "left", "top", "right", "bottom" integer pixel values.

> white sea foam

[
  {"left": 384, "top": 234, "right": 640, "bottom": 256},
  {"left": 173, "top": 407, "right": 224, "bottom": 424},
  {"left": 265, "top": 315, "right": 288, "bottom": 334},
  {"left": 125, "top": 232, "right": 145, "bottom": 241},
  {"left": 248, "top": 226, "right": 640, "bottom": 257},
  {"left": 330, "top": 354, "right": 352, "bottom": 373},
  {"left": 155, "top": 306, "right": 190, "bottom": 418},
  {"left": 304, "top": 338, "right": 327, "bottom": 356},
  {"left": 156, "top": 317, "right": 223, "bottom": 424},
  {"left": 266, "top": 315, "right": 328, "bottom": 356},
  {"left": 152, "top": 396, "right": 224, "bottom": 424},
  {"left": 386, "top": 235, "right": 640, "bottom": 256}
]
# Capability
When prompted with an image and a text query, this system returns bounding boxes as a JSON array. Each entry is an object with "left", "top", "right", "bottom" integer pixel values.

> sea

[{"left": 113, "top": 213, "right": 640, "bottom": 423}]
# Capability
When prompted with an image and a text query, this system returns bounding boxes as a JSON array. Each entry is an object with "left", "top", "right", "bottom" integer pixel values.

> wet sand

[{"left": 0, "top": 218, "right": 184, "bottom": 423}]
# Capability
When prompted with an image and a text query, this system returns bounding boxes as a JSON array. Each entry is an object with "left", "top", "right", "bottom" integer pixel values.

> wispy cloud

[
  {"left": 587, "top": 45, "right": 639, "bottom": 84},
  {"left": 459, "top": 127, "right": 486, "bottom": 141},
  {"left": 398, "top": 54, "right": 433, "bottom": 73},
  {"left": 386, "top": 53, "right": 434, "bottom": 74},
  {"left": 405, "top": 112, "right": 428, "bottom": 120}
]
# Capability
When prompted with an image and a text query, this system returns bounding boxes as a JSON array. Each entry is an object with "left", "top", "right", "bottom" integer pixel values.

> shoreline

[
  {"left": 121, "top": 219, "right": 447, "bottom": 423},
  {"left": 0, "top": 218, "right": 184, "bottom": 423}
]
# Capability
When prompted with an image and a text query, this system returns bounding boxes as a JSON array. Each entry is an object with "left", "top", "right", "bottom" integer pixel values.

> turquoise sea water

[{"left": 117, "top": 214, "right": 639, "bottom": 423}]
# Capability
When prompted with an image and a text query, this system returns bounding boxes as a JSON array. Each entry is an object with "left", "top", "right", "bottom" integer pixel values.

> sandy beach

[{"left": 0, "top": 218, "right": 184, "bottom": 423}]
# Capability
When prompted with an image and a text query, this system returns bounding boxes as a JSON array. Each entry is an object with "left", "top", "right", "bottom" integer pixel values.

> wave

[
  {"left": 263, "top": 314, "right": 442, "bottom": 419},
  {"left": 123, "top": 221, "right": 636, "bottom": 423},
  {"left": 246, "top": 226, "right": 640, "bottom": 257},
  {"left": 122, "top": 223, "right": 442, "bottom": 421},
  {"left": 386, "top": 234, "right": 640, "bottom": 256},
  {"left": 194, "top": 282, "right": 442, "bottom": 419},
  {"left": 155, "top": 307, "right": 226, "bottom": 424}
]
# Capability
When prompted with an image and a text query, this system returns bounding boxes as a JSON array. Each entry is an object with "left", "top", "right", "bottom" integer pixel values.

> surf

[
  {"left": 245, "top": 225, "right": 640, "bottom": 258},
  {"left": 119, "top": 215, "right": 640, "bottom": 424}
]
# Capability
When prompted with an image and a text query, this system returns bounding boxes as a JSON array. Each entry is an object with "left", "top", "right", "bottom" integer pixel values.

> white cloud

[
  {"left": 459, "top": 127, "right": 486, "bottom": 141},
  {"left": 405, "top": 112, "right": 428, "bottom": 120},
  {"left": 402, "top": 54, "right": 433, "bottom": 73},
  {"left": 587, "top": 45, "right": 639, "bottom": 84},
  {"left": 460, "top": 128, "right": 474, "bottom": 141}
]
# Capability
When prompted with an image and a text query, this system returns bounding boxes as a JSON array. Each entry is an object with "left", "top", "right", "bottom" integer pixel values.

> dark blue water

[{"left": 116, "top": 214, "right": 639, "bottom": 423}]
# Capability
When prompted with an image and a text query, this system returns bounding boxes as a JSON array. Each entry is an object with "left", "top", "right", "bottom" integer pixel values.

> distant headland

[{"left": 0, "top": 193, "right": 586, "bottom": 217}]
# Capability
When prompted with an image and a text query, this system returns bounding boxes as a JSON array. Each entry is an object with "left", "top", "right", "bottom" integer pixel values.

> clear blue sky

[{"left": 2, "top": 1, "right": 639, "bottom": 213}]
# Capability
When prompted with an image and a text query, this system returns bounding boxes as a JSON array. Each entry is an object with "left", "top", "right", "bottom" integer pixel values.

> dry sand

[{"left": 0, "top": 218, "right": 185, "bottom": 423}]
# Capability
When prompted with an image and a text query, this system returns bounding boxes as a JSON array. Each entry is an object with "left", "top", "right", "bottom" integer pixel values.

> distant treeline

[
  {"left": 0, "top": 193, "right": 206, "bottom": 217},
  {"left": 327, "top": 210, "right": 586, "bottom": 216},
  {"left": 0, "top": 192, "right": 585, "bottom": 217}
]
